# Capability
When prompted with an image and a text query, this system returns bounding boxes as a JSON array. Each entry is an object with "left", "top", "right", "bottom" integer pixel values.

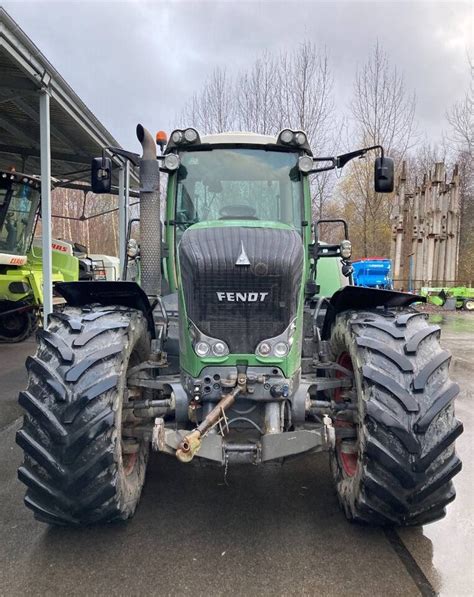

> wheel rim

[
  {"left": 121, "top": 356, "right": 141, "bottom": 477},
  {"left": 334, "top": 352, "right": 358, "bottom": 478},
  {"left": 122, "top": 449, "right": 138, "bottom": 477},
  {"left": 465, "top": 300, "right": 474, "bottom": 311}
]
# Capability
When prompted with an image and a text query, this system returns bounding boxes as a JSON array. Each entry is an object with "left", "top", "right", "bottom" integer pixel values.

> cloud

[{"left": 2, "top": 0, "right": 471, "bottom": 150}]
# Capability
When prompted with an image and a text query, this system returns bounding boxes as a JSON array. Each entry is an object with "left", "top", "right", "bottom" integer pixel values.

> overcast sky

[{"left": 2, "top": 0, "right": 472, "bottom": 152}]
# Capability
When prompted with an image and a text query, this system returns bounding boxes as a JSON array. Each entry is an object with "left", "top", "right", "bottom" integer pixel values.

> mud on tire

[
  {"left": 16, "top": 305, "right": 151, "bottom": 525},
  {"left": 328, "top": 308, "right": 463, "bottom": 526}
]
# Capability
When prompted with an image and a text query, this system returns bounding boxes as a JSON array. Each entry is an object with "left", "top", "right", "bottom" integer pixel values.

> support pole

[
  {"left": 118, "top": 166, "right": 126, "bottom": 276},
  {"left": 124, "top": 159, "right": 130, "bottom": 274},
  {"left": 39, "top": 89, "right": 52, "bottom": 327}
]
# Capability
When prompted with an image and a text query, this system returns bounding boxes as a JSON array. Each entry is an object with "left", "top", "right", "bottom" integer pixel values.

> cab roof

[
  {"left": 165, "top": 129, "right": 313, "bottom": 155},
  {"left": 200, "top": 132, "right": 278, "bottom": 145}
]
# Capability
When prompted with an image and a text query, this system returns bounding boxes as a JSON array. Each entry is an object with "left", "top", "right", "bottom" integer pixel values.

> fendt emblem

[
  {"left": 216, "top": 292, "right": 268, "bottom": 302},
  {"left": 235, "top": 241, "right": 251, "bottom": 266}
]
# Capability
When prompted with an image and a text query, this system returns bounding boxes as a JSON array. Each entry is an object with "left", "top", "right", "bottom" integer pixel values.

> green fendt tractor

[
  {"left": 16, "top": 126, "right": 463, "bottom": 527},
  {"left": 0, "top": 170, "right": 79, "bottom": 342}
]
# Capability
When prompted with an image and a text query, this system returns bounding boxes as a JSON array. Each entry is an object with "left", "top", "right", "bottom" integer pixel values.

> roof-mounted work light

[
  {"left": 276, "top": 129, "right": 312, "bottom": 154},
  {"left": 166, "top": 128, "right": 201, "bottom": 152}
]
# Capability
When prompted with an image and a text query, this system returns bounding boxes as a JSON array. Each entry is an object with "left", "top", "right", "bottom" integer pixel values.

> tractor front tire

[
  {"left": 328, "top": 308, "right": 463, "bottom": 526},
  {"left": 16, "top": 305, "right": 151, "bottom": 525}
]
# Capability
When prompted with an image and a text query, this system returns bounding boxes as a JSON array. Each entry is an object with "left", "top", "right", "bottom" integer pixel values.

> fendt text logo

[{"left": 216, "top": 292, "right": 268, "bottom": 302}]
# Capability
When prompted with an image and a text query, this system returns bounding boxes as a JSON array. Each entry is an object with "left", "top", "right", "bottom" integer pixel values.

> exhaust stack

[{"left": 136, "top": 124, "right": 161, "bottom": 298}]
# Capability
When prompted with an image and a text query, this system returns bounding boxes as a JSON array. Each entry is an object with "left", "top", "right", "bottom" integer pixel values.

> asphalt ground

[{"left": 0, "top": 314, "right": 473, "bottom": 596}]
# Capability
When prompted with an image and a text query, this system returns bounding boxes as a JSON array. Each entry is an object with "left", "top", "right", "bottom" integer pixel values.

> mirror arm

[
  {"left": 106, "top": 146, "right": 141, "bottom": 167},
  {"left": 106, "top": 146, "right": 165, "bottom": 168},
  {"left": 307, "top": 157, "right": 336, "bottom": 174},
  {"left": 310, "top": 164, "right": 337, "bottom": 174},
  {"left": 306, "top": 146, "right": 386, "bottom": 175},
  {"left": 335, "top": 144, "right": 384, "bottom": 169}
]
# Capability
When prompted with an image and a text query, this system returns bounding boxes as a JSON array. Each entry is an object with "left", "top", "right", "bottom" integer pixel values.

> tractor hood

[{"left": 178, "top": 225, "right": 304, "bottom": 354}]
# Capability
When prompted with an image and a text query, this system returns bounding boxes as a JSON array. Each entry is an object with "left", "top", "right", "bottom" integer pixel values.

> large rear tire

[
  {"left": 16, "top": 305, "right": 151, "bottom": 525},
  {"left": 328, "top": 308, "right": 463, "bottom": 526}
]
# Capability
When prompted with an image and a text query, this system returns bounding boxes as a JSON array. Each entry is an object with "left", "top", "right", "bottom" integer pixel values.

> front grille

[{"left": 179, "top": 226, "right": 303, "bottom": 353}]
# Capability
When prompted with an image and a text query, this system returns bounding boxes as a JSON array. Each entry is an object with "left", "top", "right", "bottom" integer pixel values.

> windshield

[
  {"left": 175, "top": 148, "right": 303, "bottom": 234},
  {"left": 0, "top": 178, "right": 40, "bottom": 256}
]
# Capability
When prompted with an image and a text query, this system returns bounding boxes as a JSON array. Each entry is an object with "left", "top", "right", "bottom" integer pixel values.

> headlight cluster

[
  {"left": 277, "top": 129, "right": 308, "bottom": 148},
  {"left": 256, "top": 319, "right": 297, "bottom": 359},
  {"left": 195, "top": 339, "right": 229, "bottom": 358},
  {"left": 190, "top": 322, "right": 229, "bottom": 358},
  {"left": 169, "top": 128, "right": 200, "bottom": 146}
]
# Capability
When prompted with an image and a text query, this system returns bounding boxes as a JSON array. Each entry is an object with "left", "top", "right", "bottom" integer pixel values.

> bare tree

[
  {"left": 351, "top": 41, "right": 417, "bottom": 156},
  {"left": 446, "top": 55, "right": 473, "bottom": 155},
  {"left": 338, "top": 41, "right": 417, "bottom": 256},
  {"left": 235, "top": 51, "right": 277, "bottom": 134},
  {"left": 177, "top": 43, "right": 337, "bottom": 218},
  {"left": 446, "top": 56, "right": 474, "bottom": 282},
  {"left": 179, "top": 67, "right": 236, "bottom": 133},
  {"left": 274, "top": 43, "right": 336, "bottom": 218}
]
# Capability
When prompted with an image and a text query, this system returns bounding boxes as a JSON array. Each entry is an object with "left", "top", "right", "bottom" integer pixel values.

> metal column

[
  {"left": 118, "top": 163, "right": 130, "bottom": 277},
  {"left": 124, "top": 159, "right": 130, "bottom": 256},
  {"left": 39, "top": 89, "right": 52, "bottom": 326}
]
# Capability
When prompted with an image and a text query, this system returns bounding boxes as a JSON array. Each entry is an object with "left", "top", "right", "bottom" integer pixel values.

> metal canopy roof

[
  {"left": 0, "top": 8, "right": 137, "bottom": 321},
  {"left": 0, "top": 7, "right": 132, "bottom": 187}
]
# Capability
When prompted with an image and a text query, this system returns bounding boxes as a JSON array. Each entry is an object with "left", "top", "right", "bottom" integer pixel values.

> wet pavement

[{"left": 0, "top": 314, "right": 472, "bottom": 596}]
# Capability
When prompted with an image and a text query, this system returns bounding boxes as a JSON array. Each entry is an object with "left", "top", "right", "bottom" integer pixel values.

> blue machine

[{"left": 352, "top": 258, "right": 392, "bottom": 289}]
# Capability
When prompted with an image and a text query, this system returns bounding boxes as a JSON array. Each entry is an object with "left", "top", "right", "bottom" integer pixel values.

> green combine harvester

[
  {"left": 16, "top": 126, "right": 462, "bottom": 527},
  {"left": 0, "top": 170, "right": 78, "bottom": 342}
]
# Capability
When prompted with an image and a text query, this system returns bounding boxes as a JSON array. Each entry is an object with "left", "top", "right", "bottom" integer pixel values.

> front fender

[
  {"left": 322, "top": 285, "right": 424, "bottom": 338},
  {"left": 54, "top": 281, "right": 155, "bottom": 335}
]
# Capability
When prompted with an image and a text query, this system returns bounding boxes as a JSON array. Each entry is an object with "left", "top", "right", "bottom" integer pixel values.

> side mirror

[
  {"left": 374, "top": 156, "right": 394, "bottom": 193},
  {"left": 91, "top": 157, "right": 112, "bottom": 194}
]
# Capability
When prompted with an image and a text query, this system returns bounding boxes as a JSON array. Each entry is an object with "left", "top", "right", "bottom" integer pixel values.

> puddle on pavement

[{"left": 427, "top": 312, "right": 474, "bottom": 333}]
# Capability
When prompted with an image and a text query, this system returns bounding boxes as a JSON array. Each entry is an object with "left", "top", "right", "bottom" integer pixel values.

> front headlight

[
  {"left": 212, "top": 341, "right": 229, "bottom": 357},
  {"left": 255, "top": 319, "right": 296, "bottom": 359},
  {"left": 195, "top": 341, "right": 211, "bottom": 357},
  {"left": 190, "top": 321, "right": 229, "bottom": 358},
  {"left": 274, "top": 342, "right": 289, "bottom": 357},
  {"left": 298, "top": 155, "right": 314, "bottom": 173},
  {"left": 163, "top": 153, "right": 180, "bottom": 171},
  {"left": 340, "top": 240, "right": 352, "bottom": 259}
]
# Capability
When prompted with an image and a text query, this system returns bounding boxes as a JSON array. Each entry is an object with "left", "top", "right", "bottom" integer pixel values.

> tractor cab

[
  {"left": 172, "top": 134, "right": 305, "bottom": 237},
  {"left": 0, "top": 171, "right": 40, "bottom": 266},
  {"left": 0, "top": 170, "right": 79, "bottom": 343}
]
